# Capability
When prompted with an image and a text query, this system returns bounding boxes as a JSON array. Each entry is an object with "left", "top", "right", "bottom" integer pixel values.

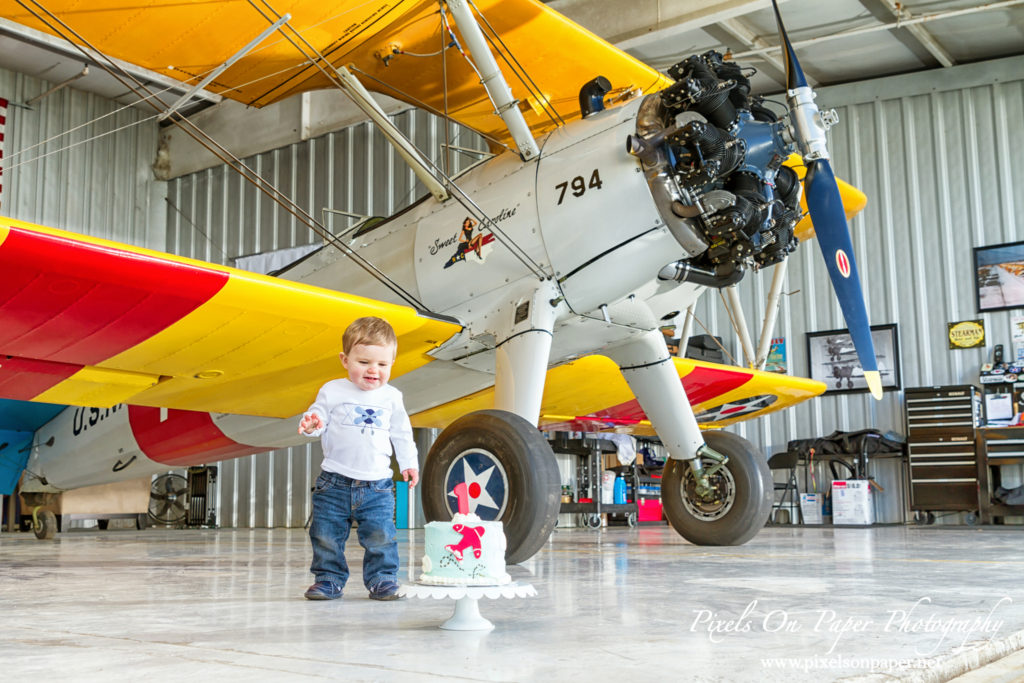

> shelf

[
  {"left": 976, "top": 427, "right": 1024, "bottom": 524},
  {"left": 560, "top": 503, "right": 636, "bottom": 514}
]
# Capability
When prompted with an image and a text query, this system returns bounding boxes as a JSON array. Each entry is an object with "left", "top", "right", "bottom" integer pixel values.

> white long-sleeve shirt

[{"left": 303, "top": 378, "right": 418, "bottom": 481}]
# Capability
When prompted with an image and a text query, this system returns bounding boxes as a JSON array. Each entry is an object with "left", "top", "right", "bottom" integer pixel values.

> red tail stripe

[{"left": 128, "top": 406, "right": 264, "bottom": 466}]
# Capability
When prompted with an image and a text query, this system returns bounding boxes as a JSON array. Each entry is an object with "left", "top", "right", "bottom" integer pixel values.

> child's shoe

[
  {"left": 368, "top": 580, "right": 402, "bottom": 601},
  {"left": 304, "top": 580, "right": 343, "bottom": 600}
]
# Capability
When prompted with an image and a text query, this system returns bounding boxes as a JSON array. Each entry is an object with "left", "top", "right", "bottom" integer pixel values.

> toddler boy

[{"left": 299, "top": 316, "right": 418, "bottom": 600}]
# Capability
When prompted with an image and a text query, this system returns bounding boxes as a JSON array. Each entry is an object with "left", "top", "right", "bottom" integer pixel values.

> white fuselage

[{"left": 23, "top": 96, "right": 705, "bottom": 492}]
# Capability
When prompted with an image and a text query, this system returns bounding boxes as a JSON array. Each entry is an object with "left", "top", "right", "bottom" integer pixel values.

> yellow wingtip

[{"left": 864, "top": 371, "right": 883, "bottom": 400}]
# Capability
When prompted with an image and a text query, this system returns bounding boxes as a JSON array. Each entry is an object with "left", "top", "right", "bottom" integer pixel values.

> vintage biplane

[{"left": 0, "top": 0, "right": 877, "bottom": 560}]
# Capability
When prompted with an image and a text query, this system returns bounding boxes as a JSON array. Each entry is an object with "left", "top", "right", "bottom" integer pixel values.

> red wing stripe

[
  {"left": 128, "top": 406, "right": 264, "bottom": 466},
  {"left": 0, "top": 356, "right": 82, "bottom": 400},
  {"left": 681, "top": 366, "right": 752, "bottom": 403},
  {"left": 576, "top": 365, "right": 754, "bottom": 424},
  {"left": 0, "top": 226, "right": 228, "bottom": 364}
]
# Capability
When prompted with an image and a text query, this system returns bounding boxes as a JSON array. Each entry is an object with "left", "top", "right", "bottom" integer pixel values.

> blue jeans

[{"left": 308, "top": 471, "right": 399, "bottom": 592}]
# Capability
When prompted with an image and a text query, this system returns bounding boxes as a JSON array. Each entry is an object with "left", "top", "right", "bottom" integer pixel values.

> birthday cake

[{"left": 419, "top": 512, "right": 511, "bottom": 585}]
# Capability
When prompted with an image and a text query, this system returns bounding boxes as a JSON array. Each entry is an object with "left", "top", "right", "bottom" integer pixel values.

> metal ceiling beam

[
  {"left": 873, "top": 0, "right": 955, "bottom": 67},
  {"left": 730, "top": 0, "right": 1024, "bottom": 62},
  {"left": 715, "top": 16, "right": 818, "bottom": 86},
  {"left": 545, "top": 0, "right": 782, "bottom": 50}
]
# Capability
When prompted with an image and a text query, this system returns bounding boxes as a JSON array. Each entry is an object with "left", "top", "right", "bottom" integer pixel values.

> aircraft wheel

[
  {"left": 662, "top": 431, "right": 772, "bottom": 546},
  {"left": 33, "top": 509, "right": 57, "bottom": 540},
  {"left": 421, "top": 409, "right": 561, "bottom": 565}
]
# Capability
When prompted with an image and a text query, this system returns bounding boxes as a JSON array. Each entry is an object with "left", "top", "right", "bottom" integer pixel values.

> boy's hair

[{"left": 342, "top": 316, "right": 398, "bottom": 354}]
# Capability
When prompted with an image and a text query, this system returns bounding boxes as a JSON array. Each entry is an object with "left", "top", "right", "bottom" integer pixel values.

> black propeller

[{"left": 771, "top": 0, "right": 881, "bottom": 399}]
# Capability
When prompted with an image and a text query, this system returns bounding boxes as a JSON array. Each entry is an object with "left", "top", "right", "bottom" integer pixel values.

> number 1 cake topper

[{"left": 453, "top": 482, "right": 470, "bottom": 515}]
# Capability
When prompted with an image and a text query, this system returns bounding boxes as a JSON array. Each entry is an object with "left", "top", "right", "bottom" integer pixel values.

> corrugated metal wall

[
  {"left": 161, "top": 54, "right": 1022, "bottom": 528},
  {"left": 165, "top": 111, "right": 487, "bottom": 528},
  {"left": 0, "top": 67, "right": 164, "bottom": 246}
]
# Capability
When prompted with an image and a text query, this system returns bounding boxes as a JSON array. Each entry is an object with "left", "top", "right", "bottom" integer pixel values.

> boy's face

[{"left": 340, "top": 342, "right": 395, "bottom": 391}]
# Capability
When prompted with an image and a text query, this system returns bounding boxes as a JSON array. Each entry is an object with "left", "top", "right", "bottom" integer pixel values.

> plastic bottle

[
  {"left": 613, "top": 475, "right": 627, "bottom": 505},
  {"left": 601, "top": 471, "right": 615, "bottom": 504}
]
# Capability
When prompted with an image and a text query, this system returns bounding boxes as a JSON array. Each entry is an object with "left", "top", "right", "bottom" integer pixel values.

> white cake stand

[{"left": 398, "top": 582, "right": 537, "bottom": 631}]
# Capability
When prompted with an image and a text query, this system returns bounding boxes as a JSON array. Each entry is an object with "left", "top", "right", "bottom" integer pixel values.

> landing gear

[
  {"left": 422, "top": 410, "right": 561, "bottom": 565},
  {"left": 661, "top": 431, "right": 772, "bottom": 546},
  {"left": 32, "top": 508, "right": 57, "bottom": 540}
]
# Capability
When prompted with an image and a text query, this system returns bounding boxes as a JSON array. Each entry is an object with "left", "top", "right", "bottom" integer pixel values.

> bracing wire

[
  {"left": 248, "top": 0, "right": 548, "bottom": 279},
  {"left": 14, "top": 0, "right": 429, "bottom": 311}
]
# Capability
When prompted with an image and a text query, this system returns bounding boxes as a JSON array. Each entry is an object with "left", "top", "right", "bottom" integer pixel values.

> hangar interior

[{"left": 2, "top": 1, "right": 1024, "bottom": 680}]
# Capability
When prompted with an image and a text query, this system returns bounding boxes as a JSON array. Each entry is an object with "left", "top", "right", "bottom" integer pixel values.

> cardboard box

[
  {"left": 800, "top": 492, "right": 824, "bottom": 525},
  {"left": 831, "top": 480, "right": 873, "bottom": 525}
]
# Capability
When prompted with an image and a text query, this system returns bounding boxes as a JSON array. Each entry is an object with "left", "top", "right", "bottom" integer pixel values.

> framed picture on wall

[
  {"left": 975, "top": 240, "right": 1024, "bottom": 313},
  {"left": 806, "top": 324, "right": 901, "bottom": 394}
]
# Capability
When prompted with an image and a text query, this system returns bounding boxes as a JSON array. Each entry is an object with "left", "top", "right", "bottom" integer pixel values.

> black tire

[
  {"left": 421, "top": 410, "right": 561, "bottom": 565},
  {"left": 661, "top": 431, "right": 772, "bottom": 546},
  {"left": 33, "top": 509, "right": 57, "bottom": 540}
]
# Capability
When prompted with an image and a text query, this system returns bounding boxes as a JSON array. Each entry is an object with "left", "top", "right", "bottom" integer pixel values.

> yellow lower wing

[
  {"left": 413, "top": 355, "right": 825, "bottom": 433},
  {"left": 0, "top": 217, "right": 460, "bottom": 417}
]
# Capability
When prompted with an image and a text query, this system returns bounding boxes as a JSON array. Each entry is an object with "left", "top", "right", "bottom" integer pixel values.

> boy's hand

[
  {"left": 401, "top": 468, "right": 419, "bottom": 488},
  {"left": 298, "top": 413, "right": 324, "bottom": 435}
]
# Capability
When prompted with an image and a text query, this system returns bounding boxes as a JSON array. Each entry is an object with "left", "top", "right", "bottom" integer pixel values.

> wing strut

[
  {"left": 159, "top": 13, "right": 291, "bottom": 122},
  {"left": 445, "top": 0, "right": 539, "bottom": 161},
  {"left": 331, "top": 66, "right": 450, "bottom": 203},
  {"left": 754, "top": 261, "right": 788, "bottom": 370},
  {"left": 723, "top": 286, "right": 756, "bottom": 368},
  {"left": 249, "top": 2, "right": 549, "bottom": 279}
]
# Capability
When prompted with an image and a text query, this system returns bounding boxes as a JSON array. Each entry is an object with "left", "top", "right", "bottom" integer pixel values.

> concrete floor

[{"left": 2, "top": 524, "right": 1024, "bottom": 682}]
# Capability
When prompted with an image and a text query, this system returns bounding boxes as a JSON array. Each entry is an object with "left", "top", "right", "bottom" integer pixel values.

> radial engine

[{"left": 627, "top": 51, "right": 806, "bottom": 289}]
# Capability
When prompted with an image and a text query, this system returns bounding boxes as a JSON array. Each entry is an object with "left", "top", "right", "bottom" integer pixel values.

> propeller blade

[
  {"left": 771, "top": 0, "right": 807, "bottom": 90},
  {"left": 805, "top": 159, "right": 882, "bottom": 399},
  {"left": 771, "top": 0, "right": 881, "bottom": 399}
]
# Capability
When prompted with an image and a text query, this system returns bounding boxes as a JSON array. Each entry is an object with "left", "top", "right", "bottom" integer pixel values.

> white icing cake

[{"left": 419, "top": 513, "right": 510, "bottom": 585}]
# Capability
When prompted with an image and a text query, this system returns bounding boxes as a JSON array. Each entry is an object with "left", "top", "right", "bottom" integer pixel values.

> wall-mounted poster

[
  {"left": 806, "top": 324, "right": 901, "bottom": 394},
  {"left": 764, "top": 337, "right": 786, "bottom": 373},
  {"left": 947, "top": 319, "right": 985, "bottom": 349},
  {"left": 974, "top": 240, "right": 1024, "bottom": 313},
  {"left": 1012, "top": 315, "right": 1024, "bottom": 344}
]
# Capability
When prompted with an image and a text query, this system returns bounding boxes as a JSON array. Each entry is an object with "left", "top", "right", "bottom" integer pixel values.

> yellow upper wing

[{"left": 1, "top": 0, "right": 670, "bottom": 149}]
